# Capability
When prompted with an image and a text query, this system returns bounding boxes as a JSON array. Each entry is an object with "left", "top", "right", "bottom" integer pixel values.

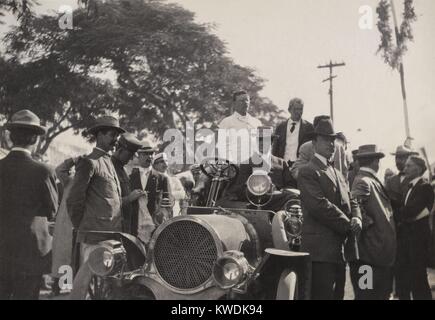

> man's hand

[
  {"left": 350, "top": 217, "right": 362, "bottom": 236},
  {"left": 126, "top": 189, "right": 146, "bottom": 203}
]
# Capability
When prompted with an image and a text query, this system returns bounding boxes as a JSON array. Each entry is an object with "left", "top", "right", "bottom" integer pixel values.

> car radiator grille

[{"left": 153, "top": 220, "right": 218, "bottom": 290}]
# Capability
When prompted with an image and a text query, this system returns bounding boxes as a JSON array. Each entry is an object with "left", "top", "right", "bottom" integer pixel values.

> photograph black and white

[{"left": 0, "top": 0, "right": 434, "bottom": 304}]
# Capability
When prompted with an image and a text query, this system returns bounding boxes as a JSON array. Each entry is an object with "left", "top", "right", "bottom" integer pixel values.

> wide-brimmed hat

[
  {"left": 118, "top": 133, "right": 143, "bottom": 153},
  {"left": 5, "top": 109, "right": 47, "bottom": 135},
  {"left": 313, "top": 118, "right": 337, "bottom": 138},
  {"left": 391, "top": 145, "right": 419, "bottom": 156},
  {"left": 87, "top": 115, "right": 125, "bottom": 135},
  {"left": 137, "top": 139, "right": 158, "bottom": 153},
  {"left": 355, "top": 144, "right": 385, "bottom": 159}
]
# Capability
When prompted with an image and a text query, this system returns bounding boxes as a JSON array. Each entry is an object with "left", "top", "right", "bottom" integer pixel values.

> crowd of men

[{"left": 0, "top": 90, "right": 434, "bottom": 300}]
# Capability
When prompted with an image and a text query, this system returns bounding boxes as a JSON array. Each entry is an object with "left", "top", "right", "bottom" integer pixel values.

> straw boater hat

[
  {"left": 5, "top": 109, "right": 47, "bottom": 135},
  {"left": 87, "top": 115, "right": 125, "bottom": 135},
  {"left": 153, "top": 152, "right": 168, "bottom": 164},
  {"left": 355, "top": 144, "right": 385, "bottom": 159},
  {"left": 391, "top": 145, "right": 419, "bottom": 156}
]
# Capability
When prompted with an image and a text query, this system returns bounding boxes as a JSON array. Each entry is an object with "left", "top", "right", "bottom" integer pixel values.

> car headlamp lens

[
  {"left": 247, "top": 171, "right": 272, "bottom": 196},
  {"left": 213, "top": 251, "right": 249, "bottom": 289},
  {"left": 88, "top": 241, "right": 126, "bottom": 277}
]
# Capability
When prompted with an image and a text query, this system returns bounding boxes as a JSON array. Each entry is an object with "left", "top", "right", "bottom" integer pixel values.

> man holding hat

[
  {"left": 0, "top": 110, "right": 59, "bottom": 299},
  {"left": 67, "top": 115, "right": 125, "bottom": 262},
  {"left": 349, "top": 145, "right": 396, "bottom": 300},
  {"left": 112, "top": 133, "right": 147, "bottom": 234},
  {"left": 297, "top": 118, "right": 361, "bottom": 300}
]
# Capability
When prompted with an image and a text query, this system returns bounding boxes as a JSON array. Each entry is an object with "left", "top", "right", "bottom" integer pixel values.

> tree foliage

[
  {"left": 0, "top": 0, "right": 282, "bottom": 154},
  {"left": 376, "top": 0, "right": 417, "bottom": 69}
]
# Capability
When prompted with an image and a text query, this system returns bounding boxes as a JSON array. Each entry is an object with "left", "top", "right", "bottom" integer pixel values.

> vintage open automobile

[{"left": 70, "top": 158, "right": 311, "bottom": 300}]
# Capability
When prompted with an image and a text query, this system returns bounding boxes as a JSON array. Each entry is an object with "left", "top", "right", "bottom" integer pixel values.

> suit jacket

[
  {"left": 129, "top": 168, "right": 171, "bottom": 235},
  {"left": 351, "top": 169, "right": 396, "bottom": 266},
  {"left": 221, "top": 153, "right": 294, "bottom": 202},
  {"left": 298, "top": 156, "right": 361, "bottom": 263},
  {"left": 0, "top": 151, "right": 58, "bottom": 275},
  {"left": 272, "top": 119, "right": 314, "bottom": 159},
  {"left": 385, "top": 173, "right": 411, "bottom": 218},
  {"left": 67, "top": 148, "right": 122, "bottom": 243},
  {"left": 397, "top": 178, "right": 434, "bottom": 224}
]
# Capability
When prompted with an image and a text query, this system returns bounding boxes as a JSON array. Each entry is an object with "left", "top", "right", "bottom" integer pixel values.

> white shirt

[
  {"left": 284, "top": 119, "right": 300, "bottom": 162},
  {"left": 218, "top": 112, "right": 263, "bottom": 164},
  {"left": 11, "top": 147, "right": 32, "bottom": 156},
  {"left": 219, "top": 111, "right": 262, "bottom": 130},
  {"left": 138, "top": 167, "right": 152, "bottom": 189},
  {"left": 404, "top": 176, "right": 422, "bottom": 205}
]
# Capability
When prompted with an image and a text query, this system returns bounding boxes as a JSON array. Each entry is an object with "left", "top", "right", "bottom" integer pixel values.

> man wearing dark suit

[
  {"left": 0, "top": 110, "right": 58, "bottom": 299},
  {"left": 297, "top": 118, "right": 362, "bottom": 300},
  {"left": 350, "top": 145, "right": 396, "bottom": 300},
  {"left": 395, "top": 156, "right": 434, "bottom": 300},
  {"left": 272, "top": 98, "right": 314, "bottom": 167},
  {"left": 111, "top": 133, "right": 147, "bottom": 234},
  {"left": 385, "top": 145, "right": 419, "bottom": 219},
  {"left": 219, "top": 127, "right": 295, "bottom": 211},
  {"left": 129, "top": 141, "right": 171, "bottom": 235}
]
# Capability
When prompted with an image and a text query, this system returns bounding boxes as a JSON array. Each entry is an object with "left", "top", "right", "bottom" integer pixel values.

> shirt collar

[
  {"left": 234, "top": 111, "right": 250, "bottom": 119},
  {"left": 289, "top": 119, "right": 301, "bottom": 125},
  {"left": 409, "top": 176, "right": 422, "bottom": 188},
  {"left": 94, "top": 147, "right": 111, "bottom": 156},
  {"left": 360, "top": 167, "right": 378, "bottom": 177},
  {"left": 314, "top": 153, "right": 329, "bottom": 167},
  {"left": 11, "top": 147, "right": 32, "bottom": 156}
]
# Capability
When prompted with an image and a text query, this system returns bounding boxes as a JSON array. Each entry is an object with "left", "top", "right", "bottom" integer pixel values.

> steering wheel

[{"left": 200, "top": 158, "right": 239, "bottom": 181}]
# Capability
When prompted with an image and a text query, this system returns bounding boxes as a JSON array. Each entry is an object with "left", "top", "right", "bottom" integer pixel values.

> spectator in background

[
  {"left": 291, "top": 115, "right": 349, "bottom": 182},
  {"left": 0, "top": 110, "right": 58, "bottom": 299},
  {"left": 350, "top": 145, "right": 396, "bottom": 300},
  {"left": 348, "top": 149, "right": 360, "bottom": 187},
  {"left": 153, "top": 153, "right": 186, "bottom": 217},
  {"left": 395, "top": 156, "right": 434, "bottom": 300},
  {"left": 272, "top": 98, "right": 313, "bottom": 167}
]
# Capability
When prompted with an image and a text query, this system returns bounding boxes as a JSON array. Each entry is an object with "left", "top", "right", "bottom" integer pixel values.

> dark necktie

[{"left": 290, "top": 122, "right": 296, "bottom": 133}]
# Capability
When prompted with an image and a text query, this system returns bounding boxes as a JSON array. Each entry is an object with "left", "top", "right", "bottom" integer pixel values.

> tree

[
  {"left": 376, "top": 0, "right": 417, "bottom": 144},
  {"left": 1, "top": 0, "right": 283, "bottom": 154}
]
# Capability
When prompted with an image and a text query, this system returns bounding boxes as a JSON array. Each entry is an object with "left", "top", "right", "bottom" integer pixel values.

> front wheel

[{"left": 276, "top": 269, "right": 298, "bottom": 300}]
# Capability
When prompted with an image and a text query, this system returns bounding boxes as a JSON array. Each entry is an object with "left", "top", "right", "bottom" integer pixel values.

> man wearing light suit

[
  {"left": 350, "top": 145, "right": 396, "bottom": 300},
  {"left": 297, "top": 118, "right": 362, "bottom": 300}
]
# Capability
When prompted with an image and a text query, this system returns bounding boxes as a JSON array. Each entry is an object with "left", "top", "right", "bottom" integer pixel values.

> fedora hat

[
  {"left": 313, "top": 118, "right": 337, "bottom": 137},
  {"left": 355, "top": 144, "right": 385, "bottom": 159},
  {"left": 5, "top": 109, "right": 47, "bottom": 135},
  {"left": 87, "top": 115, "right": 125, "bottom": 135},
  {"left": 118, "top": 133, "right": 143, "bottom": 154},
  {"left": 391, "top": 145, "right": 419, "bottom": 156}
]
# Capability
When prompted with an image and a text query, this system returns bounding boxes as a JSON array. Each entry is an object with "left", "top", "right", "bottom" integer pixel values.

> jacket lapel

[{"left": 312, "top": 156, "right": 337, "bottom": 188}]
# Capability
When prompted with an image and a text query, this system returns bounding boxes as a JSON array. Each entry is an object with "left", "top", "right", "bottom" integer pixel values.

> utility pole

[{"left": 317, "top": 60, "right": 345, "bottom": 122}]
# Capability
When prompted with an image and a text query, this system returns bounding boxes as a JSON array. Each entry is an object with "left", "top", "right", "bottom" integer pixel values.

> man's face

[
  {"left": 372, "top": 158, "right": 380, "bottom": 173},
  {"left": 138, "top": 152, "right": 154, "bottom": 168},
  {"left": 234, "top": 93, "right": 250, "bottom": 115},
  {"left": 404, "top": 159, "right": 421, "bottom": 180},
  {"left": 153, "top": 160, "right": 168, "bottom": 173},
  {"left": 395, "top": 154, "right": 409, "bottom": 172},
  {"left": 117, "top": 149, "right": 135, "bottom": 165},
  {"left": 289, "top": 103, "right": 303, "bottom": 122},
  {"left": 313, "top": 135, "right": 336, "bottom": 160},
  {"left": 99, "top": 129, "right": 120, "bottom": 152}
]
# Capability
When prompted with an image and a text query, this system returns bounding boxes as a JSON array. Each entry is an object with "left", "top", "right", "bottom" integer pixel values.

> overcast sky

[{"left": 1, "top": 0, "right": 434, "bottom": 170}]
